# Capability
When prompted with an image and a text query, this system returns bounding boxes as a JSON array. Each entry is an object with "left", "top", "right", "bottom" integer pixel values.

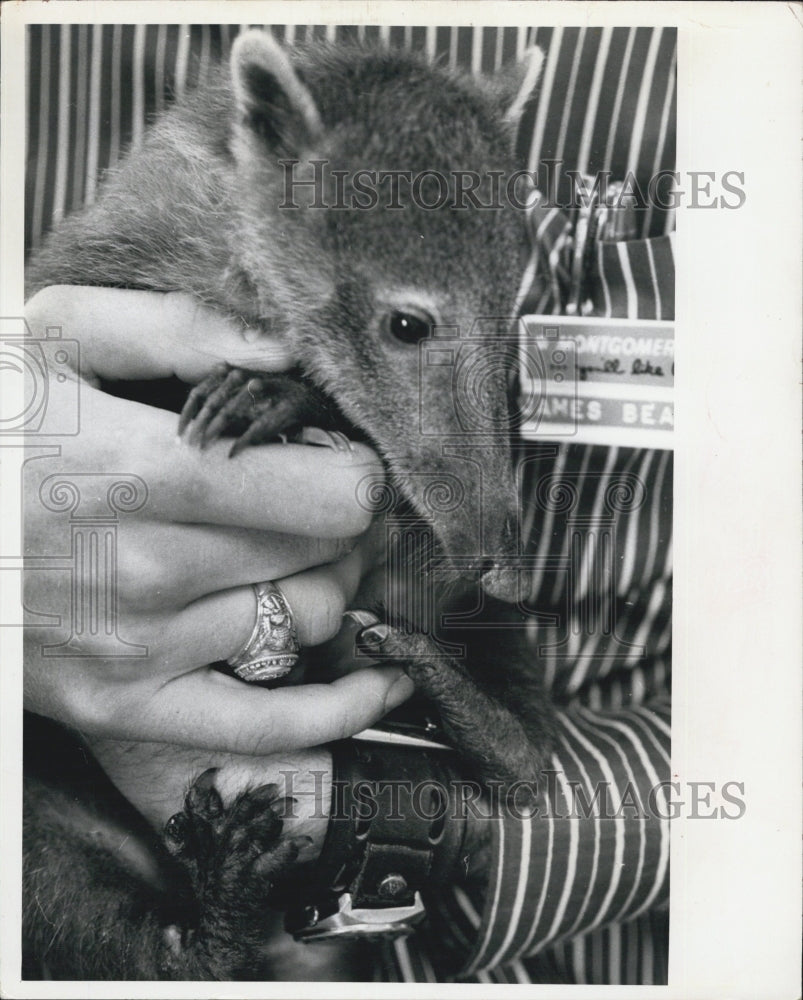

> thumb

[{"left": 25, "top": 286, "right": 295, "bottom": 385}]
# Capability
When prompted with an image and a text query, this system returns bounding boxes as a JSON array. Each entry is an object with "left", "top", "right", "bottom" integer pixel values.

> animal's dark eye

[{"left": 385, "top": 309, "right": 434, "bottom": 345}]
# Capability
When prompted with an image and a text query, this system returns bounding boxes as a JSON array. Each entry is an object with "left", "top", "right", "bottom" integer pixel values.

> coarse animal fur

[{"left": 24, "top": 32, "right": 557, "bottom": 980}]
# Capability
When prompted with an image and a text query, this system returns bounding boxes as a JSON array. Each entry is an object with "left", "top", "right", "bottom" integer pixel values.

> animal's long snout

[
  {"left": 432, "top": 496, "right": 526, "bottom": 604},
  {"left": 478, "top": 508, "right": 527, "bottom": 603}
]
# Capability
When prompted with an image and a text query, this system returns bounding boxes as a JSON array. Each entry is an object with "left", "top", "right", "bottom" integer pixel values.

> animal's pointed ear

[
  {"left": 497, "top": 45, "right": 545, "bottom": 129},
  {"left": 230, "top": 30, "right": 323, "bottom": 155}
]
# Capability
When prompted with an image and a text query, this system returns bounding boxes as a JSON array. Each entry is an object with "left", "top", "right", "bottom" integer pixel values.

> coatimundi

[{"left": 23, "top": 31, "right": 557, "bottom": 979}]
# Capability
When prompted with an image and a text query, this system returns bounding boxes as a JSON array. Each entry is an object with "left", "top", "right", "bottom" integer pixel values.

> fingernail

[
  {"left": 385, "top": 671, "right": 416, "bottom": 710},
  {"left": 359, "top": 623, "right": 390, "bottom": 647},
  {"left": 343, "top": 609, "right": 381, "bottom": 629}
]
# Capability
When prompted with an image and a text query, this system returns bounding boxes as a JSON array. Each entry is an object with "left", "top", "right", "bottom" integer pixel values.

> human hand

[{"left": 23, "top": 286, "right": 413, "bottom": 755}]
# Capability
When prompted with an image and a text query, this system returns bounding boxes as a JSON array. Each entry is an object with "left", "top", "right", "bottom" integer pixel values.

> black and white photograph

[{"left": 0, "top": 2, "right": 799, "bottom": 996}]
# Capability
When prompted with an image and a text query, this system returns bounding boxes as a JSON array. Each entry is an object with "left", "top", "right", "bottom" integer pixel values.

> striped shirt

[{"left": 24, "top": 23, "right": 674, "bottom": 985}]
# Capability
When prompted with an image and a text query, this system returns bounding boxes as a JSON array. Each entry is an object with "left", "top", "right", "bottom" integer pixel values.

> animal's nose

[{"left": 480, "top": 564, "right": 525, "bottom": 603}]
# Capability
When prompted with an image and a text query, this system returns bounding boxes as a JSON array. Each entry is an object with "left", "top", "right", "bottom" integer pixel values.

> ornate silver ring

[{"left": 228, "top": 581, "right": 300, "bottom": 682}]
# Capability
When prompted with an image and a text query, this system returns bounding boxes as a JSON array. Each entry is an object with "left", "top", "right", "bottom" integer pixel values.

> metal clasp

[{"left": 290, "top": 891, "right": 426, "bottom": 942}]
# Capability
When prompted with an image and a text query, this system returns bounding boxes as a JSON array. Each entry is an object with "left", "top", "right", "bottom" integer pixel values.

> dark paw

[
  {"left": 178, "top": 364, "right": 336, "bottom": 456},
  {"left": 164, "top": 769, "right": 307, "bottom": 913},
  {"left": 356, "top": 622, "right": 546, "bottom": 789}
]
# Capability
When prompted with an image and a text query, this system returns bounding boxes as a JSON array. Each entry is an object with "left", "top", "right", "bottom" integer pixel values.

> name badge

[{"left": 519, "top": 315, "right": 674, "bottom": 450}]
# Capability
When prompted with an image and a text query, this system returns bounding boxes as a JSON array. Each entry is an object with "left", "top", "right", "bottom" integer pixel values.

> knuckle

[
  {"left": 116, "top": 550, "right": 178, "bottom": 611},
  {"left": 311, "top": 534, "right": 357, "bottom": 565}
]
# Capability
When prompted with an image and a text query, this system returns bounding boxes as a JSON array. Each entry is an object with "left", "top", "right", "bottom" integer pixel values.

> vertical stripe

[
  {"left": 602, "top": 28, "right": 636, "bottom": 174},
  {"left": 471, "top": 26, "right": 483, "bottom": 75},
  {"left": 575, "top": 446, "right": 619, "bottom": 603},
  {"left": 526, "top": 445, "right": 569, "bottom": 603},
  {"left": 108, "top": 24, "right": 122, "bottom": 169},
  {"left": 52, "top": 25, "right": 72, "bottom": 224},
  {"left": 219, "top": 23, "right": 232, "bottom": 55},
  {"left": 84, "top": 24, "right": 102, "bottom": 206},
  {"left": 198, "top": 24, "right": 212, "bottom": 83},
  {"left": 425, "top": 26, "right": 437, "bottom": 61},
  {"left": 448, "top": 26, "right": 458, "bottom": 68},
  {"left": 643, "top": 53, "right": 676, "bottom": 236},
  {"left": 639, "top": 448, "right": 671, "bottom": 590},
  {"left": 417, "top": 946, "right": 437, "bottom": 983},
  {"left": 513, "top": 244, "right": 540, "bottom": 317},
  {"left": 558, "top": 715, "right": 626, "bottom": 929},
  {"left": 175, "top": 26, "right": 190, "bottom": 99},
  {"left": 583, "top": 717, "right": 653, "bottom": 921},
  {"left": 552, "top": 734, "right": 602, "bottom": 941},
  {"left": 644, "top": 239, "right": 663, "bottom": 320},
  {"left": 608, "top": 921, "right": 622, "bottom": 983},
  {"left": 464, "top": 815, "right": 506, "bottom": 970},
  {"left": 494, "top": 25, "right": 505, "bottom": 71},
  {"left": 527, "top": 27, "right": 563, "bottom": 175},
  {"left": 553, "top": 28, "right": 586, "bottom": 169},
  {"left": 154, "top": 25, "right": 167, "bottom": 115},
  {"left": 627, "top": 578, "right": 667, "bottom": 666},
  {"left": 30, "top": 25, "right": 51, "bottom": 248},
  {"left": 642, "top": 915, "right": 654, "bottom": 982},
  {"left": 591, "top": 927, "right": 604, "bottom": 983},
  {"left": 541, "top": 765, "right": 581, "bottom": 942},
  {"left": 392, "top": 937, "right": 416, "bottom": 981},
  {"left": 576, "top": 27, "right": 612, "bottom": 176},
  {"left": 589, "top": 712, "right": 670, "bottom": 920},
  {"left": 479, "top": 813, "right": 534, "bottom": 970},
  {"left": 618, "top": 449, "right": 654, "bottom": 594},
  {"left": 513, "top": 812, "right": 555, "bottom": 961},
  {"left": 550, "top": 445, "right": 593, "bottom": 606},
  {"left": 625, "top": 916, "right": 639, "bottom": 982},
  {"left": 70, "top": 25, "right": 88, "bottom": 212},
  {"left": 625, "top": 29, "right": 663, "bottom": 177},
  {"left": 597, "top": 243, "right": 613, "bottom": 317},
  {"left": 325, "top": 23, "right": 337, "bottom": 43},
  {"left": 132, "top": 24, "right": 146, "bottom": 150},
  {"left": 572, "top": 935, "right": 586, "bottom": 983},
  {"left": 615, "top": 242, "right": 639, "bottom": 318}
]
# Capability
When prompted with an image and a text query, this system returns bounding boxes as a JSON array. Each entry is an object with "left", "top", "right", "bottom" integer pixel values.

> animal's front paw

[
  {"left": 356, "top": 622, "right": 546, "bottom": 791},
  {"left": 163, "top": 768, "right": 308, "bottom": 973},
  {"left": 178, "top": 364, "right": 334, "bottom": 456}
]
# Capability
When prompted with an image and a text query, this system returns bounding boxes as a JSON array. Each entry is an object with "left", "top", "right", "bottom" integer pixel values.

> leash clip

[{"left": 289, "top": 890, "right": 426, "bottom": 942}]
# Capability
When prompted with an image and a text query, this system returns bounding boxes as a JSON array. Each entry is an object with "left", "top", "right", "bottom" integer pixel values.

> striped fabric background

[
  {"left": 24, "top": 23, "right": 675, "bottom": 985},
  {"left": 25, "top": 24, "right": 676, "bottom": 251}
]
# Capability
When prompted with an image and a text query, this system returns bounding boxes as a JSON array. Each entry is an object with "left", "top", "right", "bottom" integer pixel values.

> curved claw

[
  {"left": 297, "top": 426, "right": 354, "bottom": 453},
  {"left": 186, "top": 369, "right": 251, "bottom": 449},
  {"left": 178, "top": 364, "right": 230, "bottom": 437}
]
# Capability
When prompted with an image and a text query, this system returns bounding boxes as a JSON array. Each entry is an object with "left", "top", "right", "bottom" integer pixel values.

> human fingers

[
  {"left": 100, "top": 665, "right": 416, "bottom": 755},
  {"left": 170, "top": 543, "right": 369, "bottom": 663},
  {"left": 25, "top": 286, "right": 294, "bottom": 384},
  {"left": 56, "top": 383, "right": 382, "bottom": 537},
  {"left": 114, "top": 521, "right": 359, "bottom": 611}
]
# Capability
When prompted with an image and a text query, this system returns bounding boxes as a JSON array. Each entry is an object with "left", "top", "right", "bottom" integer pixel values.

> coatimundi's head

[{"left": 227, "top": 31, "right": 544, "bottom": 602}]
